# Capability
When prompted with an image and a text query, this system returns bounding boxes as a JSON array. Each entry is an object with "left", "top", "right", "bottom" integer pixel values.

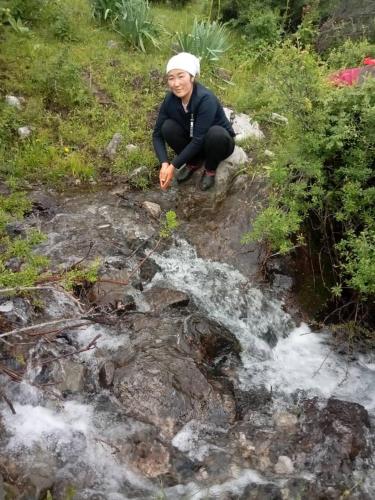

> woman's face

[{"left": 167, "top": 69, "right": 194, "bottom": 101}]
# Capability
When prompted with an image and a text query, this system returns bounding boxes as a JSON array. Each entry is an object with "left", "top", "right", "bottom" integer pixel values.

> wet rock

[
  {"left": 18, "top": 126, "right": 32, "bottom": 139},
  {"left": 272, "top": 273, "right": 293, "bottom": 292},
  {"left": 142, "top": 201, "right": 161, "bottom": 219},
  {"left": 274, "top": 455, "right": 294, "bottom": 474},
  {"left": 5, "top": 95, "right": 22, "bottom": 109},
  {"left": 99, "top": 360, "right": 115, "bottom": 388},
  {"left": 184, "top": 314, "right": 241, "bottom": 364},
  {"left": 215, "top": 146, "right": 249, "bottom": 201},
  {"left": 224, "top": 107, "right": 264, "bottom": 141},
  {"left": 234, "top": 387, "right": 272, "bottom": 418},
  {"left": 126, "top": 438, "right": 170, "bottom": 478},
  {"left": 273, "top": 411, "right": 298, "bottom": 432},
  {"left": 241, "top": 483, "right": 282, "bottom": 499},
  {"left": 5, "top": 221, "right": 25, "bottom": 237},
  {"left": 28, "top": 191, "right": 57, "bottom": 215},
  {"left": 139, "top": 259, "right": 161, "bottom": 283},
  {"left": 88, "top": 269, "right": 133, "bottom": 309},
  {"left": 104, "top": 132, "right": 122, "bottom": 160},
  {"left": 143, "top": 287, "right": 190, "bottom": 312},
  {"left": 299, "top": 397, "right": 371, "bottom": 466},
  {"left": 0, "top": 301, "right": 14, "bottom": 313},
  {"left": 57, "top": 360, "right": 86, "bottom": 393}
]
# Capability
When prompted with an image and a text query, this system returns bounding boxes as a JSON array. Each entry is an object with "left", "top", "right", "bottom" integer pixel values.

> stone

[
  {"left": 274, "top": 455, "right": 295, "bottom": 474},
  {"left": 272, "top": 273, "right": 294, "bottom": 292},
  {"left": 18, "top": 126, "right": 32, "bottom": 139},
  {"left": 5, "top": 95, "right": 22, "bottom": 109},
  {"left": 99, "top": 360, "right": 115, "bottom": 388},
  {"left": 129, "top": 165, "right": 149, "bottom": 184},
  {"left": 29, "top": 191, "right": 57, "bottom": 214},
  {"left": 126, "top": 143, "right": 138, "bottom": 152},
  {"left": 273, "top": 411, "right": 298, "bottom": 432},
  {"left": 139, "top": 259, "right": 161, "bottom": 283},
  {"left": 0, "top": 301, "right": 14, "bottom": 313},
  {"left": 215, "top": 145, "right": 249, "bottom": 201},
  {"left": 142, "top": 201, "right": 161, "bottom": 219},
  {"left": 57, "top": 361, "right": 86, "bottom": 393},
  {"left": 224, "top": 107, "right": 264, "bottom": 141},
  {"left": 104, "top": 132, "right": 123, "bottom": 160},
  {"left": 143, "top": 287, "right": 190, "bottom": 312},
  {"left": 5, "top": 221, "right": 25, "bottom": 237},
  {"left": 264, "top": 149, "right": 275, "bottom": 158}
]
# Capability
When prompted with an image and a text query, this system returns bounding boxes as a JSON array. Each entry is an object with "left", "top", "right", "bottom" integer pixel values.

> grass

[{"left": 0, "top": 0, "right": 257, "bottom": 189}]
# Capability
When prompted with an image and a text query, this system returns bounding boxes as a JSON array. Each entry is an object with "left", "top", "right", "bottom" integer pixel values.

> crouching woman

[{"left": 153, "top": 52, "right": 235, "bottom": 191}]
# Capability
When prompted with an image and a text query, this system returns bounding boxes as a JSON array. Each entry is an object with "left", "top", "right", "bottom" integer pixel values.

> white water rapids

[{"left": 1, "top": 237, "right": 374, "bottom": 499}]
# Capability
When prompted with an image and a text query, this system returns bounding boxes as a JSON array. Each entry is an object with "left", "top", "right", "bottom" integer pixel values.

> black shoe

[
  {"left": 177, "top": 164, "right": 199, "bottom": 183},
  {"left": 200, "top": 171, "right": 216, "bottom": 191}
]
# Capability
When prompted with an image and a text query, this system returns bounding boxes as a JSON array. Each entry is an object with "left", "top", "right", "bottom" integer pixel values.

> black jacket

[{"left": 153, "top": 82, "right": 235, "bottom": 169}]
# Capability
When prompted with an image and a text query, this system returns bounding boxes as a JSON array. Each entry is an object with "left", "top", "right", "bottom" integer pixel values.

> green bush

[
  {"left": 175, "top": 18, "right": 230, "bottom": 62},
  {"left": 242, "top": 43, "right": 375, "bottom": 301},
  {"left": 114, "top": 0, "right": 160, "bottom": 52},
  {"left": 34, "top": 50, "right": 91, "bottom": 111}
]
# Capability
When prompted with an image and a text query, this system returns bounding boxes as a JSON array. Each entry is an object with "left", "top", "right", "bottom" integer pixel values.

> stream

[{"left": 0, "top": 188, "right": 374, "bottom": 499}]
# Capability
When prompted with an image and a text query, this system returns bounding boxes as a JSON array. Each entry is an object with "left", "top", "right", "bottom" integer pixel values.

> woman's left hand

[{"left": 159, "top": 163, "right": 175, "bottom": 191}]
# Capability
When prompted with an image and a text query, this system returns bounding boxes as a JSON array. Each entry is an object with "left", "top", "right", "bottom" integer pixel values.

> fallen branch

[
  {"left": 35, "top": 334, "right": 101, "bottom": 367},
  {"left": 0, "top": 315, "right": 99, "bottom": 340},
  {"left": 97, "top": 238, "right": 162, "bottom": 287},
  {"left": 0, "top": 391, "right": 16, "bottom": 415}
]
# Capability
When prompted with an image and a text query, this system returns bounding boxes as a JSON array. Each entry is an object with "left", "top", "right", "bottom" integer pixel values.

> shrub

[
  {"left": 114, "top": 0, "right": 160, "bottom": 52},
  {"left": 242, "top": 43, "right": 375, "bottom": 303},
  {"left": 34, "top": 50, "right": 91, "bottom": 111},
  {"left": 175, "top": 18, "right": 230, "bottom": 62}
]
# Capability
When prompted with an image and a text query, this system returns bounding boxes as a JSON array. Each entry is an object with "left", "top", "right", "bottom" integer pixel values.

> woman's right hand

[{"left": 159, "top": 162, "right": 175, "bottom": 191}]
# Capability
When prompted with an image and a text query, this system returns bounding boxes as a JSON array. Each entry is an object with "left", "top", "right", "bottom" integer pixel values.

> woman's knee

[{"left": 161, "top": 119, "right": 176, "bottom": 140}]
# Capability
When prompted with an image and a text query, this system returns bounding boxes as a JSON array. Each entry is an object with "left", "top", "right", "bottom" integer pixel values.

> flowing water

[{"left": 1, "top": 233, "right": 374, "bottom": 499}]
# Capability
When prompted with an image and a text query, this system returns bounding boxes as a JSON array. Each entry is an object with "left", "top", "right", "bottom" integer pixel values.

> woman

[{"left": 153, "top": 52, "right": 236, "bottom": 191}]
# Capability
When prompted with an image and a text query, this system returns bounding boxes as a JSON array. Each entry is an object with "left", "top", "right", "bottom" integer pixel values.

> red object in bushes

[{"left": 329, "top": 57, "right": 375, "bottom": 86}]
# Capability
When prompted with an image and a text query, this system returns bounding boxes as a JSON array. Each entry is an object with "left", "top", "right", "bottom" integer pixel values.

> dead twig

[
  {"left": 0, "top": 391, "right": 16, "bottom": 414},
  {"left": 35, "top": 334, "right": 101, "bottom": 367},
  {"left": 0, "top": 316, "right": 99, "bottom": 340}
]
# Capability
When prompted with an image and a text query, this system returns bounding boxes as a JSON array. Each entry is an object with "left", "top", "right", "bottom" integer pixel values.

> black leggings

[{"left": 161, "top": 119, "right": 235, "bottom": 172}]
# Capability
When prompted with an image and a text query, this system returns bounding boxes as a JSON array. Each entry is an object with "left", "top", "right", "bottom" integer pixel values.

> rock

[
  {"left": 88, "top": 270, "right": 133, "bottom": 309},
  {"left": 184, "top": 314, "right": 241, "bottom": 364},
  {"left": 272, "top": 273, "right": 293, "bottom": 292},
  {"left": 104, "top": 132, "right": 123, "bottom": 160},
  {"left": 139, "top": 259, "right": 161, "bottom": 283},
  {"left": 224, "top": 107, "right": 264, "bottom": 141},
  {"left": 241, "top": 483, "right": 282, "bottom": 499},
  {"left": 0, "top": 301, "right": 14, "bottom": 313},
  {"left": 231, "top": 174, "right": 248, "bottom": 192},
  {"left": 5, "top": 221, "right": 26, "bottom": 237},
  {"left": 274, "top": 455, "right": 295, "bottom": 474},
  {"left": 142, "top": 201, "right": 161, "bottom": 219},
  {"left": 126, "top": 143, "right": 138, "bottom": 152},
  {"left": 143, "top": 287, "right": 190, "bottom": 312},
  {"left": 5, "top": 95, "right": 22, "bottom": 109},
  {"left": 28, "top": 191, "right": 57, "bottom": 214},
  {"left": 273, "top": 411, "right": 298, "bottom": 432},
  {"left": 215, "top": 145, "right": 249, "bottom": 201},
  {"left": 18, "top": 126, "right": 32, "bottom": 139},
  {"left": 57, "top": 361, "right": 86, "bottom": 393},
  {"left": 99, "top": 360, "right": 115, "bottom": 388},
  {"left": 129, "top": 165, "right": 149, "bottom": 184},
  {"left": 270, "top": 112, "right": 288, "bottom": 125},
  {"left": 126, "top": 438, "right": 170, "bottom": 478}
]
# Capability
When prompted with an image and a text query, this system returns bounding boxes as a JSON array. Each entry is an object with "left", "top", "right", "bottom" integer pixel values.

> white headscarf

[{"left": 166, "top": 52, "right": 200, "bottom": 77}]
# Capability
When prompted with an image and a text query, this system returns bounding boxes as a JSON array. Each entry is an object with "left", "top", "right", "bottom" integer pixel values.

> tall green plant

[
  {"left": 175, "top": 18, "right": 230, "bottom": 62},
  {"left": 90, "top": 0, "right": 118, "bottom": 21},
  {"left": 114, "top": 0, "right": 160, "bottom": 52}
]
